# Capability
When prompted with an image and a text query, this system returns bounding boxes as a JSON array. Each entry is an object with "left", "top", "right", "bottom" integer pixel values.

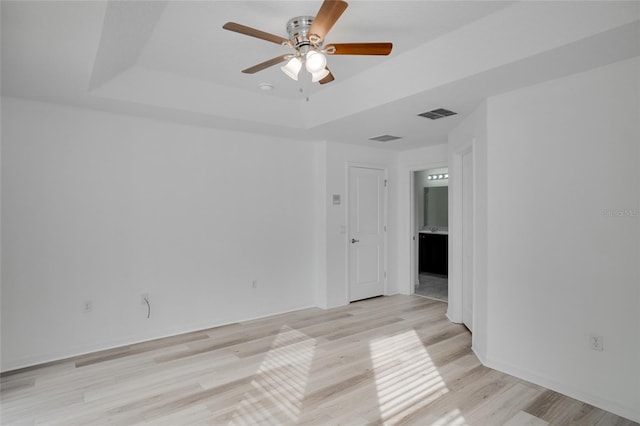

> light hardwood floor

[{"left": 1, "top": 295, "right": 636, "bottom": 425}]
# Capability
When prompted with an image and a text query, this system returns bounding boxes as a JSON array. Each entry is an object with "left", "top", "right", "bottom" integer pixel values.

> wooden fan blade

[
  {"left": 308, "top": 0, "right": 348, "bottom": 42},
  {"left": 223, "top": 22, "right": 290, "bottom": 46},
  {"left": 242, "top": 54, "right": 291, "bottom": 74},
  {"left": 325, "top": 42, "right": 393, "bottom": 55},
  {"left": 319, "top": 68, "right": 335, "bottom": 84}
]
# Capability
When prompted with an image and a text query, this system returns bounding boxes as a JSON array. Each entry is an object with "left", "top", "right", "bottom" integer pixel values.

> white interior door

[
  {"left": 462, "top": 150, "right": 474, "bottom": 331},
  {"left": 348, "top": 166, "right": 386, "bottom": 302}
]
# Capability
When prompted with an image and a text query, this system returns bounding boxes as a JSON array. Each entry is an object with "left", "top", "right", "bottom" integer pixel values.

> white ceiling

[{"left": 2, "top": 1, "right": 639, "bottom": 151}]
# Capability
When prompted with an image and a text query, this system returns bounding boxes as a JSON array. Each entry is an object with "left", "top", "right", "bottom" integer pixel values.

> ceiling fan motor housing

[{"left": 286, "top": 16, "right": 321, "bottom": 51}]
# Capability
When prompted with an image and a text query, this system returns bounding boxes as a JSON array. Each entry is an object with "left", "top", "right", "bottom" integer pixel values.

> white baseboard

[
  {"left": 446, "top": 311, "right": 459, "bottom": 324},
  {"left": 482, "top": 356, "right": 640, "bottom": 423},
  {"left": 1, "top": 304, "right": 317, "bottom": 373}
]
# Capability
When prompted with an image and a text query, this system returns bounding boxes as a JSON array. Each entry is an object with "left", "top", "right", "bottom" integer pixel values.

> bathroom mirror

[{"left": 424, "top": 186, "right": 448, "bottom": 228}]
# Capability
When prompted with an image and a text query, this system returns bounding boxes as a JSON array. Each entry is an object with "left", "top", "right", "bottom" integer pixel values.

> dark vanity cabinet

[{"left": 419, "top": 233, "right": 448, "bottom": 275}]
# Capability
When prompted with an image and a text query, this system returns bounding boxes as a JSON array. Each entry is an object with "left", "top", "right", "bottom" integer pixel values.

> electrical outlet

[
  {"left": 82, "top": 300, "right": 93, "bottom": 313},
  {"left": 590, "top": 334, "right": 604, "bottom": 351},
  {"left": 252, "top": 280, "right": 258, "bottom": 289},
  {"left": 141, "top": 293, "right": 149, "bottom": 305}
]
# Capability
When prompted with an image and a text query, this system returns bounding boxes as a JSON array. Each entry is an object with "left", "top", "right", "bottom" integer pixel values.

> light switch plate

[{"left": 332, "top": 194, "right": 341, "bottom": 205}]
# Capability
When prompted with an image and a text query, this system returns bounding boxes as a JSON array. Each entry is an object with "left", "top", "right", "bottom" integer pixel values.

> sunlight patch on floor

[
  {"left": 369, "top": 329, "right": 453, "bottom": 424},
  {"left": 229, "top": 325, "right": 315, "bottom": 425},
  {"left": 429, "top": 408, "right": 468, "bottom": 426}
]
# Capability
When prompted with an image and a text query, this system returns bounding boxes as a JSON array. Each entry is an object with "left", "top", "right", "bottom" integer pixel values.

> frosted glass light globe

[
  {"left": 281, "top": 57, "right": 302, "bottom": 80},
  {"left": 311, "top": 68, "right": 330, "bottom": 82},
  {"left": 305, "top": 50, "right": 326, "bottom": 73}
]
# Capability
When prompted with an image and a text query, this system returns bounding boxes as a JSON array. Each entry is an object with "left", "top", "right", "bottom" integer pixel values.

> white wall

[
  {"left": 1, "top": 97, "right": 319, "bottom": 371},
  {"left": 485, "top": 58, "right": 640, "bottom": 421},
  {"left": 320, "top": 142, "right": 397, "bottom": 308},
  {"left": 448, "top": 102, "right": 489, "bottom": 358}
]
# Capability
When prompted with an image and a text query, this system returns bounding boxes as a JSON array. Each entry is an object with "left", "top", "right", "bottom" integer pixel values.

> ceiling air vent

[
  {"left": 369, "top": 134, "right": 402, "bottom": 142},
  {"left": 418, "top": 108, "right": 457, "bottom": 120}
]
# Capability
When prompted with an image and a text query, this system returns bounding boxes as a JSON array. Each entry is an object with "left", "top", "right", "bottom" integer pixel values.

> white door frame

[
  {"left": 346, "top": 162, "right": 388, "bottom": 302},
  {"left": 448, "top": 142, "right": 475, "bottom": 325},
  {"left": 461, "top": 147, "right": 474, "bottom": 330},
  {"left": 408, "top": 162, "right": 448, "bottom": 293}
]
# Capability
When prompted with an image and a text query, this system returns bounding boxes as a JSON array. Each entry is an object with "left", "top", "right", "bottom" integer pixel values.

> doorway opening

[{"left": 413, "top": 168, "right": 449, "bottom": 302}]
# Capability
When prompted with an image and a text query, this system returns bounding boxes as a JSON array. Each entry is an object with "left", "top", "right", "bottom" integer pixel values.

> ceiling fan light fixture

[
  {"left": 281, "top": 57, "right": 302, "bottom": 80},
  {"left": 311, "top": 68, "right": 330, "bottom": 83},
  {"left": 223, "top": 0, "right": 393, "bottom": 86},
  {"left": 305, "top": 50, "right": 326, "bottom": 73}
]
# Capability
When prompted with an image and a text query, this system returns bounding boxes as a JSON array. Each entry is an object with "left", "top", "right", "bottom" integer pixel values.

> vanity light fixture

[{"left": 428, "top": 173, "right": 449, "bottom": 180}]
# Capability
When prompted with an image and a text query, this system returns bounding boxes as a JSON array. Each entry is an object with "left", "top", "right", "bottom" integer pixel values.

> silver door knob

[{"left": 351, "top": 238, "right": 360, "bottom": 243}]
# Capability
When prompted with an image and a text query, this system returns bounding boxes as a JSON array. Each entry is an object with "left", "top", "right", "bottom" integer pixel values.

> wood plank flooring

[{"left": 1, "top": 295, "right": 636, "bottom": 425}]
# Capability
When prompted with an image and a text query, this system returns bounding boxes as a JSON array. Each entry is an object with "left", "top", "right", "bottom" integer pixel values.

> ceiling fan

[{"left": 223, "top": 0, "right": 393, "bottom": 85}]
